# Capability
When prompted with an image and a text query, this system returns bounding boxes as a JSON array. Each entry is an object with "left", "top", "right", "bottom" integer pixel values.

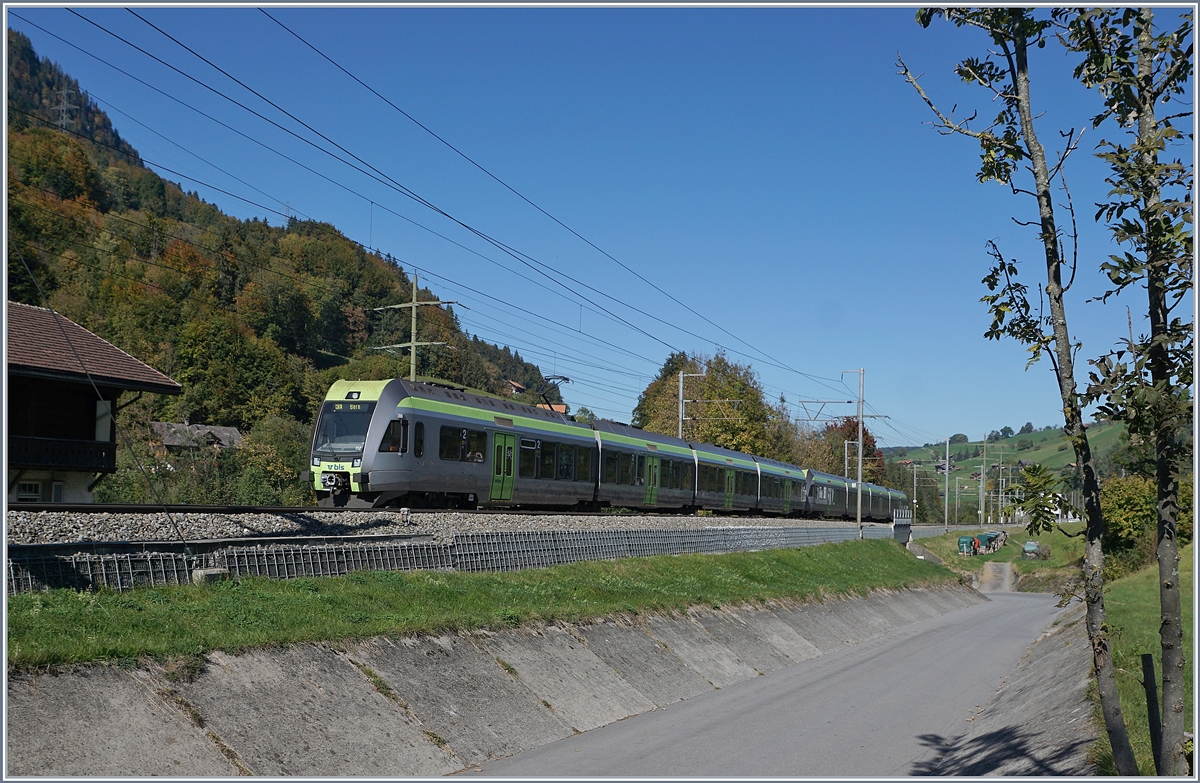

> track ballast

[{"left": 7, "top": 504, "right": 866, "bottom": 549}]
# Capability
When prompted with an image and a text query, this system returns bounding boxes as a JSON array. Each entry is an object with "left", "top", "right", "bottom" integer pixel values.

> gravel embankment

[{"left": 6, "top": 509, "right": 861, "bottom": 546}]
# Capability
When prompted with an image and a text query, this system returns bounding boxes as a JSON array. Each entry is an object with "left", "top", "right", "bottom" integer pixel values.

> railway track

[
  {"left": 7, "top": 503, "right": 877, "bottom": 552},
  {"left": 8, "top": 502, "right": 614, "bottom": 516},
  {"left": 7, "top": 531, "right": 435, "bottom": 558}
]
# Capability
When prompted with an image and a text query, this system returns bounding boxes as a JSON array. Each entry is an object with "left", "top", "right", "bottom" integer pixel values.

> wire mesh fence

[{"left": 8, "top": 523, "right": 885, "bottom": 593}]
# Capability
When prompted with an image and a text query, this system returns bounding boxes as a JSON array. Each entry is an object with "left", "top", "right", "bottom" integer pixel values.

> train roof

[{"left": 754, "top": 455, "right": 806, "bottom": 477}]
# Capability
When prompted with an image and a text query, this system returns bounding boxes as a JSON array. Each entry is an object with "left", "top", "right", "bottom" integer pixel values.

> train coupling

[{"left": 321, "top": 472, "right": 351, "bottom": 495}]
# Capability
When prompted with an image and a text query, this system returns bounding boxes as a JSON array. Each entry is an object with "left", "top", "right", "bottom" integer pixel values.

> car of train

[{"left": 305, "top": 378, "right": 908, "bottom": 520}]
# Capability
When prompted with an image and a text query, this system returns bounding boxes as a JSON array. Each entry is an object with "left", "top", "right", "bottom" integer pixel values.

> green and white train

[{"left": 306, "top": 378, "right": 908, "bottom": 519}]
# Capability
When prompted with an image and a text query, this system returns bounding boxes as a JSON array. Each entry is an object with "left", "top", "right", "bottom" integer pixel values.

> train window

[
  {"left": 634, "top": 455, "right": 645, "bottom": 485},
  {"left": 439, "top": 427, "right": 487, "bottom": 462},
  {"left": 312, "top": 400, "right": 378, "bottom": 458},
  {"left": 414, "top": 422, "right": 424, "bottom": 458},
  {"left": 661, "top": 460, "right": 673, "bottom": 489},
  {"left": 557, "top": 445, "right": 575, "bottom": 480},
  {"left": 576, "top": 447, "right": 593, "bottom": 482},
  {"left": 466, "top": 430, "right": 487, "bottom": 463},
  {"left": 439, "top": 427, "right": 462, "bottom": 460},
  {"left": 519, "top": 439, "right": 537, "bottom": 478},
  {"left": 539, "top": 442, "right": 557, "bottom": 479},
  {"left": 603, "top": 451, "right": 619, "bottom": 484},
  {"left": 684, "top": 462, "right": 695, "bottom": 491},
  {"left": 618, "top": 453, "right": 632, "bottom": 485},
  {"left": 378, "top": 418, "right": 408, "bottom": 453}
]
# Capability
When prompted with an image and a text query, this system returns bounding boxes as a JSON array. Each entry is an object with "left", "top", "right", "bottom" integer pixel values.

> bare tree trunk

[
  {"left": 1136, "top": 9, "right": 1187, "bottom": 775},
  {"left": 1010, "top": 33, "right": 1141, "bottom": 775}
]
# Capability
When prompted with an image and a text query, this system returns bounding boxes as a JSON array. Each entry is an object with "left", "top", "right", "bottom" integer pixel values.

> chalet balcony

[{"left": 9, "top": 436, "right": 117, "bottom": 473}]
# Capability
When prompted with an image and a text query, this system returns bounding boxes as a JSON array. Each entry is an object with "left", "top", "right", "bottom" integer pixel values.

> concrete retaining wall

[{"left": 7, "top": 584, "right": 985, "bottom": 776}]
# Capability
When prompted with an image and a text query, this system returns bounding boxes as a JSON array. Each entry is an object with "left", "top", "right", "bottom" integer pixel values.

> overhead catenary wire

[
  {"left": 12, "top": 159, "right": 660, "bottom": 419},
  {"left": 14, "top": 12, "right": 868, "bottom": 415},
  {"left": 110, "top": 8, "right": 689, "bottom": 357},
  {"left": 12, "top": 193, "right": 648, "bottom": 417},
  {"left": 72, "top": 8, "right": 857, "bottom": 386},
  {"left": 259, "top": 8, "right": 834, "bottom": 386},
  {"left": 9, "top": 13, "right": 688, "bottom": 359}
]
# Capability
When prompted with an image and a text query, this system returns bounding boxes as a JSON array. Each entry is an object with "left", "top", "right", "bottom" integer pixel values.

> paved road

[{"left": 463, "top": 593, "right": 1065, "bottom": 777}]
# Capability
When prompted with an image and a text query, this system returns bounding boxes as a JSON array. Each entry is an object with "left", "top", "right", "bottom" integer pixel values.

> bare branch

[
  {"left": 897, "top": 54, "right": 1024, "bottom": 153},
  {"left": 1059, "top": 173, "right": 1079, "bottom": 294},
  {"left": 1047, "top": 126, "right": 1086, "bottom": 181}
]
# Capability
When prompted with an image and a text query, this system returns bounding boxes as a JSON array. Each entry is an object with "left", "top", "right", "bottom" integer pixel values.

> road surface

[{"left": 462, "top": 592, "right": 1065, "bottom": 777}]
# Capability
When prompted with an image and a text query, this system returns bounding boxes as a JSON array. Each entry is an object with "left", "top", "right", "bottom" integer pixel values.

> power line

[
  {"left": 16, "top": 14, "right": 859, "bottom": 411},
  {"left": 115, "top": 8, "right": 687, "bottom": 356},
  {"left": 259, "top": 8, "right": 829, "bottom": 385},
  {"left": 68, "top": 9, "right": 856, "bottom": 384}
]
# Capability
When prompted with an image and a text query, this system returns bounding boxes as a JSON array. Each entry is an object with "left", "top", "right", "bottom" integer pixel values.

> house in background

[
  {"left": 7, "top": 301, "right": 182, "bottom": 503},
  {"left": 150, "top": 422, "right": 243, "bottom": 456}
]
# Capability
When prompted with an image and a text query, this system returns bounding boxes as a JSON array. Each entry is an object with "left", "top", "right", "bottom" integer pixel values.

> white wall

[{"left": 6, "top": 470, "right": 93, "bottom": 504}]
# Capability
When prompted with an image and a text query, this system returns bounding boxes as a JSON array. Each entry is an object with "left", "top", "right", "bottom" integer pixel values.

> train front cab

[{"left": 310, "top": 379, "right": 405, "bottom": 508}]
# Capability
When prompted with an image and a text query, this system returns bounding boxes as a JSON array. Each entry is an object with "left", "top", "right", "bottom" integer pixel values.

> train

[{"left": 305, "top": 378, "right": 909, "bottom": 520}]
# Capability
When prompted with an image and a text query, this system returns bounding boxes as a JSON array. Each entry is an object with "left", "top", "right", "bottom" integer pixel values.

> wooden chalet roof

[{"left": 6, "top": 301, "right": 182, "bottom": 394}]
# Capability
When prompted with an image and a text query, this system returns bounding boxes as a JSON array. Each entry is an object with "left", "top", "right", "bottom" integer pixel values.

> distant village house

[{"left": 150, "top": 422, "right": 243, "bottom": 456}]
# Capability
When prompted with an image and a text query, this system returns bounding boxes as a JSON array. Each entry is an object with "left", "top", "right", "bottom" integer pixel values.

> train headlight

[
  {"left": 352, "top": 458, "right": 362, "bottom": 468},
  {"left": 312, "top": 456, "right": 321, "bottom": 467}
]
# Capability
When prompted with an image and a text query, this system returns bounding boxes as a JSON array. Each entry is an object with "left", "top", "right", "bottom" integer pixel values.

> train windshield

[{"left": 312, "top": 400, "right": 377, "bottom": 458}]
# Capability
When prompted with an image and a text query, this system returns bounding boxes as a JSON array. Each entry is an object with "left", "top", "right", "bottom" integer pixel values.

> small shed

[{"left": 7, "top": 301, "right": 181, "bottom": 503}]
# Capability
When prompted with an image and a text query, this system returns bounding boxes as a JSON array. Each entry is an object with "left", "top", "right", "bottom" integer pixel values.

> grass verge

[
  {"left": 7, "top": 539, "right": 956, "bottom": 670},
  {"left": 1091, "top": 543, "right": 1194, "bottom": 775}
]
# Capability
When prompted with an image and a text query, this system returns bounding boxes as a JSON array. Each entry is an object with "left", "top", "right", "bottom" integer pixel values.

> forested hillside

[{"left": 6, "top": 29, "right": 560, "bottom": 503}]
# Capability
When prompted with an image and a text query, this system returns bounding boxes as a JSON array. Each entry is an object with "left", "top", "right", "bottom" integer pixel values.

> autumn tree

[
  {"left": 900, "top": 9, "right": 1137, "bottom": 772},
  {"left": 633, "top": 352, "right": 772, "bottom": 455}
]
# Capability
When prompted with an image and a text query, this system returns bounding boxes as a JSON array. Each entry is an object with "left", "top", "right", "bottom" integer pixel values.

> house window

[
  {"left": 51, "top": 481, "right": 64, "bottom": 502},
  {"left": 16, "top": 482, "right": 41, "bottom": 502}
]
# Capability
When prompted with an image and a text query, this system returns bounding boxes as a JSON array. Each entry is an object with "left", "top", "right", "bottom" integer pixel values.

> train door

[
  {"left": 783, "top": 478, "right": 792, "bottom": 514},
  {"left": 724, "top": 468, "right": 735, "bottom": 510},
  {"left": 490, "top": 432, "right": 515, "bottom": 502},
  {"left": 644, "top": 455, "right": 660, "bottom": 506}
]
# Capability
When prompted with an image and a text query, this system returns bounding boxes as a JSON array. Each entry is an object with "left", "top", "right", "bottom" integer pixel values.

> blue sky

[{"left": 8, "top": 6, "right": 1188, "bottom": 448}]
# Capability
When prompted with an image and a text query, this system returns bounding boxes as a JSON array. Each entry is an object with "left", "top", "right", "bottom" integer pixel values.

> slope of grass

[
  {"left": 7, "top": 539, "right": 957, "bottom": 670},
  {"left": 1092, "top": 544, "right": 1194, "bottom": 775},
  {"left": 886, "top": 421, "right": 1125, "bottom": 478}
]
